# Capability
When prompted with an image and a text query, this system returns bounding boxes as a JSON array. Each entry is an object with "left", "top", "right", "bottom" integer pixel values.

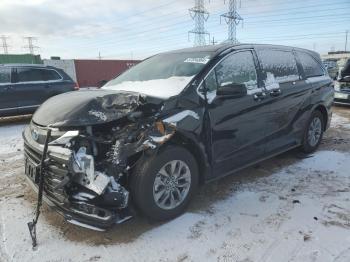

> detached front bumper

[
  {"left": 23, "top": 126, "right": 131, "bottom": 231},
  {"left": 24, "top": 176, "right": 116, "bottom": 231}
]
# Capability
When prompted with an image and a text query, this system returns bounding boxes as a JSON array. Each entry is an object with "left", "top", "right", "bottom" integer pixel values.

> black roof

[
  {"left": 166, "top": 43, "right": 319, "bottom": 57},
  {"left": 0, "top": 63, "right": 55, "bottom": 69}
]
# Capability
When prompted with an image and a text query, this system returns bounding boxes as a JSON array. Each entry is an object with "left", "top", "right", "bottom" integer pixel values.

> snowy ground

[{"left": 0, "top": 107, "right": 349, "bottom": 262}]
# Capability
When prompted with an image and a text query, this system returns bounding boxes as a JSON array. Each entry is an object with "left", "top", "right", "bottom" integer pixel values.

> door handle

[
  {"left": 270, "top": 88, "right": 282, "bottom": 97},
  {"left": 253, "top": 91, "right": 266, "bottom": 101}
]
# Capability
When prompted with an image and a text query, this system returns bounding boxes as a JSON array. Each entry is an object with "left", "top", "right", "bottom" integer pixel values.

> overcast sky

[{"left": 0, "top": 0, "right": 349, "bottom": 59}]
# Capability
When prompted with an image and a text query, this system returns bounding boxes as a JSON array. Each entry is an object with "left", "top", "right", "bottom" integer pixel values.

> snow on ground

[
  {"left": 0, "top": 123, "right": 25, "bottom": 156},
  {"left": 331, "top": 113, "right": 350, "bottom": 130},
  {"left": 0, "top": 107, "right": 350, "bottom": 262}
]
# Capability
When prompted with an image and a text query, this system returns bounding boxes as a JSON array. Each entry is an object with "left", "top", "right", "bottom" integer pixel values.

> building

[
  {"left": 0, "top": 54, "right": 42, "bottom": 64},
  {"left": 321, "top": 51, "right": 350, "bottom": 61}
]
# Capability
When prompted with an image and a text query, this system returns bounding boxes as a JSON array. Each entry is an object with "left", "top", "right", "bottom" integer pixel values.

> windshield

[{"left": 103, "top": 52, "right": 213, "bottom": 99}]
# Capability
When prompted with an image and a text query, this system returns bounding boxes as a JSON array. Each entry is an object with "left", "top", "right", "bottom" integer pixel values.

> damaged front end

[{"left": 23, "top": 92, "right": 177, "bottom": 234}]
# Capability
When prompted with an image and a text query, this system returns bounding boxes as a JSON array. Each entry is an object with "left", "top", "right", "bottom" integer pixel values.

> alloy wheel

[
  {"left": 307, "top": 117, "right": 322, "bottom": 147},
  {"left": 153, "top": 160, "right": 191, "bottom": 210}
]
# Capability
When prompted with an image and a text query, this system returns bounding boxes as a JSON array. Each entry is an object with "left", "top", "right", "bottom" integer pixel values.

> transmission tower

[
  {"left": 23, "top": 37, "right": 39, "bottom": 54},
  {"left": 1, "top": 36, "right": 10, "bottom": 54},
  {"left": 188, "top": 0, "right": 210, "bottom": 47},
  {"left": 221, "top": 0, "right": 243, "bottom": 44}
]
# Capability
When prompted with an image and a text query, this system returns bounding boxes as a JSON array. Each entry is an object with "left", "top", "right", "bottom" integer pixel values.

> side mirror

[{"left": 216, "top": 82, "right": 247, "bottom": 98}]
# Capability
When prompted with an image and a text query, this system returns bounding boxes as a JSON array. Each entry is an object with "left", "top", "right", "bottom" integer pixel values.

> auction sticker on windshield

[{"left": 184, "top": 56, "right": 210, "bottom": 64}]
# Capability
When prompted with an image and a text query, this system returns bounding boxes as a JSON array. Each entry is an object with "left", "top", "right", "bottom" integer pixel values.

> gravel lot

[{"left": 0, "top": 107, "right": 349, "bottom": 262}]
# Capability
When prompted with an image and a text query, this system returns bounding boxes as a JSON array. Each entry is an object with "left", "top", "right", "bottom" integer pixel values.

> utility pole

[
  {"left": 211, "top": 37, "right": 218, "bottom": 45},
  {"left": 188, "top": 0, "right": 210, "bottom": 47},
  {"left": 1, "top": 35, "right": 10, "bottom": 54},
  {"left": 98, "top": 51, "right": 102, "bottom": 60},
  {"left": 221, "top": 0, "right": 243, "bottom": 44},
  {"left": 23, "top": 37, "right": 39, "bottom": 54},
  {"left": 345, "top": 30, "right": 348, "bottom": 52}
]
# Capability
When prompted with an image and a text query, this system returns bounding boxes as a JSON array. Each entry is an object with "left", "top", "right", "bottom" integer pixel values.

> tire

[
  {"left": 130, "top": 145, "right": 199, "bottom": 221},
  {"left": 300, "top": 110, "right": 324, "bottom": 153}
]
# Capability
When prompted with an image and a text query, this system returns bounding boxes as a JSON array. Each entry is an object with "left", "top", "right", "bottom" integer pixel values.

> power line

[
  {"left": 1, "top": 35, "right": 10, "bottom": 54},
  {"left": 188, "top": 0, "right": 210, "bottom": 46},
  {"left": 74, "top": 7, "right": 349, "bottom": 50},
  {"left": 221, "top": 0, "right": 243, "bottom": 43},
  {"left": 96, "top": 32, "right": 347, "bottom": 60},
  {"left": 23, "top": 37, "right": 39, "bottom": 54},
  {"left": 47, "top": 0, "right": 349, "bottom": 57},
  {"left": 74, "top": 1, "right": 349, "bottom": 44},
  {"left": 89, "top": 31, "right": 348, "bottom": 60},
  {"left": 72, "top": 0, "right": 350, "bottom": 38},
  {"left": 76, "top": 14, "right": 349, "bottom": 50}
]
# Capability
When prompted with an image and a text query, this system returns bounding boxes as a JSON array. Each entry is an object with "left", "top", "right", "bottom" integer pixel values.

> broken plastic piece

[
  {"left": 73, "top": 147, "right": 110, "bottom": 195},
  {"left": 163, "top": 110, "right": 200, "bottom": 125},
  {"left": 49, "top": 130, "right": 79, "bottom": 145}
]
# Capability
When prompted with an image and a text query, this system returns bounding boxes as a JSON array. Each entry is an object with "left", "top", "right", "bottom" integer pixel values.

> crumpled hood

[{"left": 33, "top": 90, "right": 150, "bottom": 127}]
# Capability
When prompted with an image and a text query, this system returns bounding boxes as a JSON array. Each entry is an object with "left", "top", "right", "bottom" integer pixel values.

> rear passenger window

[
  {"left": 297, "top": 52, "right": 324, "bottom": 78},
  {"left": 42, "top": 69, "right": 61, "bottom": 81},
  {"left": 16, "top": 68, "right": 44, "bottom": 82},
  {"left": 258, "top": 49, "right": 300, "bottom": 86},
  {"left": 0, "top": 68, "right": 11, "bottom": 84}
]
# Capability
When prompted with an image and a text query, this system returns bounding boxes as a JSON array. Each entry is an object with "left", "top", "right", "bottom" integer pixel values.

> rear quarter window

[
  {"left": 42, "top": 69, "right": 61, "bottom": 81},
  {"left": 257, "top": 49, "right": 300, "bottom": 86},
  {"left": 0, "top": 68, "right": 11, "bottom": 84},
  {"left": 297, "top": 51, "right": 324, "bottom": 78}
]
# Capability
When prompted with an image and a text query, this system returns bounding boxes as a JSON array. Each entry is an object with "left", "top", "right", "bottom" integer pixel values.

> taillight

[{"left": 74, "top": 83, "right": 80, "bottom": 90}]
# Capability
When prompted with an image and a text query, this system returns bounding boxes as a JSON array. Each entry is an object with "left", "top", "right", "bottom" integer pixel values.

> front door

[{"left": 204, "top": 50, "right": 270, "bottom": 179}]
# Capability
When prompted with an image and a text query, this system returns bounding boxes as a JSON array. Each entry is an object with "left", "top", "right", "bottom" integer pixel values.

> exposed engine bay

[
  {"left": 55, "top": 107, "right": 177, "bottom": 210},
  {"left": 22, "top": 89, "right": 203, "bottom": 248},
  {"left": 23, "top": 90, "right": 201, "bottom": 236}
]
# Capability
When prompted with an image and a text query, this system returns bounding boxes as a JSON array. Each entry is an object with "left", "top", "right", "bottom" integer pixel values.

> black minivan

[
  {"left": 23, "top": 44, "right": 333, "bottom": 231},
  {"left": 0, "top": 64, "right": 77, "bottom": 117}
]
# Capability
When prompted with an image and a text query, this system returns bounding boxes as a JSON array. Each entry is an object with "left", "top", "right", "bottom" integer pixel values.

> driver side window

[{"left": 204, "top": 51, "right": 258, "bottom": 101}]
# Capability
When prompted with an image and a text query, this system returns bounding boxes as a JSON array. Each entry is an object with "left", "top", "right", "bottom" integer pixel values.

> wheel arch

[
  {"left": 165, "top": 132, "right": 210, "bottom": 185},
  {"left": 313, "top": 104, "right": 329, "bottom": 131}
]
